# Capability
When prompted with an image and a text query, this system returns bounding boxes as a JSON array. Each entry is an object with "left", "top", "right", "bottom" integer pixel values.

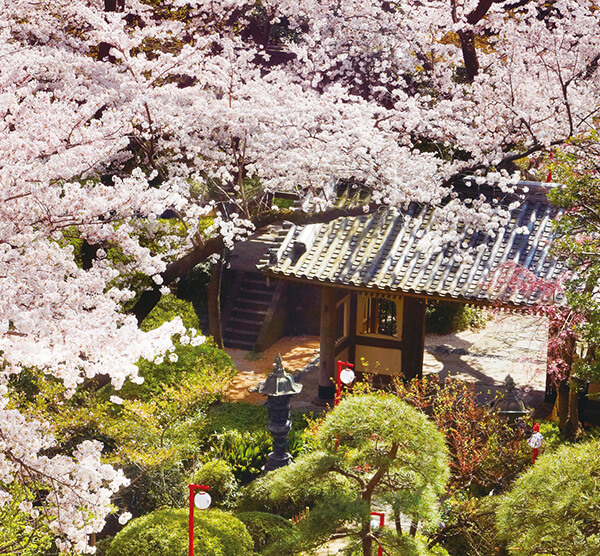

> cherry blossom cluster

[{"left": 2, "top": 0, "right": 600, "bottom": 550}]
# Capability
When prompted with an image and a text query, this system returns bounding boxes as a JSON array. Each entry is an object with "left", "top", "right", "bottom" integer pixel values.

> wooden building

[{"left": 257, "top": 181, "right": 565, "bottom": 404}]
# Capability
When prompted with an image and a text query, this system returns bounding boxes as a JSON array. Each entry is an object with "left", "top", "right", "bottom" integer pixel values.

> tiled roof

[{"left": 259, "top": 182, "right": 565, "bottom": 307}]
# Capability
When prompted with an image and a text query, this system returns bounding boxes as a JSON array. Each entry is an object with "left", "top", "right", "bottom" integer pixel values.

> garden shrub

[
  {"left": 191, "top": 459, "right": 239, "bottom": 508},
  {"left": 426, "top": 301, "right": 489, "bottom": 334},
  {"left": 235, "top": 511, "right": 293, "bottom": 552},
  {"left": 347, "top": 532, "right": 450, "bottom": 556},
  {"left": 497, "top": 440, "right": 600, "bottom": 556},
  {"left": 435, "top": 494, "right": 505, "bottom": 556},
  {"left": 237, "top": 466, "right": 354, "bottom": 518},
  {"left": 106, "top": 508, "right": 253, "bottom": 556},
  {"left": 124, "top": 462, "right": 188, "bottom": 516},
  {"left": 394, "top": 377, "right": 529, "bottom": 494}
]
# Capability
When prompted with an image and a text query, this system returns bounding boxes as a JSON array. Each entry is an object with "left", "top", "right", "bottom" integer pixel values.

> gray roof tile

[{"left": 260, "top": 182, "right": 566, "bottom": 307}]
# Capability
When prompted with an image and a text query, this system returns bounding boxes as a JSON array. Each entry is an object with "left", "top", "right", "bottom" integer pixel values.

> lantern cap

[
  {"left": 255, "top": 354, "right": 303, "bottom": 396},
  {"left": 491, "top": 374, "right": 532, "bottom": 418}
]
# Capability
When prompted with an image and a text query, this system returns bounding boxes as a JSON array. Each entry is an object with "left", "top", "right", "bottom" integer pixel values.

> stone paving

[
  {"left": 225, "top": 311, "right": 551, "bottom": 416},
  {"left": 422, "top": 311, "right": 549, "bottom": 413}
]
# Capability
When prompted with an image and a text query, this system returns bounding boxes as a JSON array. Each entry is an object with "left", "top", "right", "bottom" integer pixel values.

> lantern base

[{"left": 263, "top": 451, "right": 292, "bottom": 472}]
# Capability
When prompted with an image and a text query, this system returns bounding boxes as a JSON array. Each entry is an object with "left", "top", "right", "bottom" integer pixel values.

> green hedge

[
  {"left": 191, "top": 460, "right": 239, "bottom": 508},
  {"left": 425, "top": 301, "right": 489, "bottom": 334},
  {"left": 235, "top": 511, "right": 293, "bottom": 552},
  {"left": 106, "top": 508, "right": 253, "bottom": 556}
]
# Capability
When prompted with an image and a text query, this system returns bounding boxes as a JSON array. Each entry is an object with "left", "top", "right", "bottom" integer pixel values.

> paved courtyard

[{"left": 225, "top": 311, "right": 550, "bottom": 415}]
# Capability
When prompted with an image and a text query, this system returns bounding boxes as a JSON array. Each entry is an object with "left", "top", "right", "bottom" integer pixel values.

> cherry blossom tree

[{"left": 2, "top": 0, "right": 600, "bottom": 551}]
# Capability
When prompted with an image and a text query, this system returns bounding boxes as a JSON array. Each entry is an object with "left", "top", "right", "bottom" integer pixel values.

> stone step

[
  {"left": 224, "top": 338, "right": 255, "bottom": 350},
  {"left": 227, "top": 317, "right": 262, "bottom": 330},
  {"left": 239, "top": 287, "right": 273, "bottom": 301}
]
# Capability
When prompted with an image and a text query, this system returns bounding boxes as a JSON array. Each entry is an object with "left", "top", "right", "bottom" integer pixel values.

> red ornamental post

[
  {"left": 188, "top": 484, "right": 210, "bottom": 556},
  {"left": 370, "top": 511, "right": 385, "bottom": 556},
  {"left": 335, "top": 360, "right": 354, "bottom": 406}
]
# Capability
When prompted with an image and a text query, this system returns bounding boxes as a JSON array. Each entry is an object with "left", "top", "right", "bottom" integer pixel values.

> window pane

[{"left": 362, "top": 297, "right": 397, "bottom": 336}]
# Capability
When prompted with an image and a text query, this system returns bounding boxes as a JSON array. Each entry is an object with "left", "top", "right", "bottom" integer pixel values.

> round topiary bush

[
  {"left": 106, "top": 508, "right": 253, "bottom": 556},
  {"left": 191, "top": 459, "right": 239, "bottom": 508},
  {"left": 237, "top": 470, "right": 353, "bottom": 518},
  {"left": 235, "top": 511, "right": 293, "bottom": 552}
]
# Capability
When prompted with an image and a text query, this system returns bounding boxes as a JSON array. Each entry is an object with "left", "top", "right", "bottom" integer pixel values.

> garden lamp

[
  {"left": 335, "top": 360, "right": 355, "bottom": 406},
  {"left": 188, "top": 484, "right": 210, "bottom": 556}
]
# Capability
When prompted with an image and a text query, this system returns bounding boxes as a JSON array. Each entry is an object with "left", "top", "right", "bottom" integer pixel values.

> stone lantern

[
  {"left": 255, "top": 354, "right": 303, "bottom": 471},
  {"left": 491, "top": 375, "right": 532, "bottom": 421}
]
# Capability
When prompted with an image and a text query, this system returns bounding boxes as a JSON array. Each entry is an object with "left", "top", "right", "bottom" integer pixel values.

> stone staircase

[{"left": 223, "top": 272, "right": 278, "bottom": 350}]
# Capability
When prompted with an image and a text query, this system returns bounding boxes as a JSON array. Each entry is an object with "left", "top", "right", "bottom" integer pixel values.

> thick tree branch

[{"left": 129, "top": 202, "right": 383, "bottom": 324}]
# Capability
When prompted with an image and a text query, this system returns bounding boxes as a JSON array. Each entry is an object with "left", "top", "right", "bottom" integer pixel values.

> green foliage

[
  {"left": 140, "top": 293, "right": 200, "bottom": 332},
  {"left": 202, "top": 401, "right": 269, "bottom": 433},
  {"left": 244, "top": 349, "right": 264, "bottom": 361},
  {"left": 205, "top": 429, "right": 273, "bottom": 483},
  {"left": 198, "top": 402, "right": 310, "bottom": 484},
  {"left": 254, "top": 394, "right": 449, "bottom": 555},
  {"left": 177, "top": 263, "right": 212, "bottom": 319},
  {"left": 425, "top": 301, "right": 489, "bottom": 334},
  {"left": 237, "top": 468, "right": 355, "bottom": 518},
  {"left": 94, "top": 535, "right": 114, "bottom": 556},
  {"left": 106, "top": 508, "right": 253, "bottom": 556},
  {"left": 497, "top": 440, "right": 600, "bottom": 556},
  {"left": 346, "top": 532, "right": 450, "bottom": 556},
  {"left": 191, "top": 460, "right": 239, "bottom": 508},
  {"left": 126, "top": 463, "right": 189, "bottom": 515},
  {"left": 394, "top": 377, "right": 530, "bottom": 495},
  {"left": 0, "top": 483, "right": 53, "bottom": 556},
  {"left": 436, "top": 494, "right": 505, "bottom": 556},
  {"left": 235, "top": 511, "right": 293, "bottom": 553},
  {"left": 547, "top": 158, "right": 600, "bottom": 382}
]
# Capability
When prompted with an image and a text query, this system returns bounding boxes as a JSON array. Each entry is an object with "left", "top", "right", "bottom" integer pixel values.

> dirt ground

[
  {"left": 225, "top": 336, "right": 321, "bottom": 406},
  {"left": 224, "top": 312, "right": 550, "bottom": 413}
]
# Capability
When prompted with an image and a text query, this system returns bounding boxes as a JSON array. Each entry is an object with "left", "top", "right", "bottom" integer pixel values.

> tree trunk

[
  {"left": 409, "top": 519, "right": 418, "bottom": 537},
  {"left": 207, "top": 255, "right": 224, "bottom": 349},
  {"left": 131, "top": 236, "right": 225, "bottom": 324},
  {"left": 458, "top": 30, "right": 479, "bottom": 82},
  {"left": 360, "top": 518, "right": 372, "bottom": 556},
  {"left": 556, "top": 378, "right": 570, "bottom": 435},
  {"left": 394, "top": 507, "right": 402, "bottom": 537},
  {"left": 566, "top": 378, "right": 582, "bottom": 439}
]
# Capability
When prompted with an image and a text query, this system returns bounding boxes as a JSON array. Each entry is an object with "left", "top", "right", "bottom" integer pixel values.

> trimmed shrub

[
  {"left": 235, "top": 511, "right": 293, "bottom": 552},
  {"left": 436, "top": 495, "right": 505, "bottom": 556},
  {"left": 106, "top": 508, "right": 253, "bottom": 556},
  {"left": 191, "top": 460, "right": 239, "bottom": 508},
  {"left": 426, "top": 301, "right": 489, "bottom": 334},
  {"left": 237, "top": 469, "right": 354, "bottom": 518},
  {"left": 497, "top": 440, "right": 600, "bottom": 556}
]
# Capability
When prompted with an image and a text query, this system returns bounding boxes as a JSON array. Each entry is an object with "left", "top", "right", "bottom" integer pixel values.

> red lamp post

[
  {"left": 334, "top": 360, "right": 355, "bottom": 450},
  {"left": 188, "top": 484, "right": 211, "bottom": 556},
  {"left": 370, "top": 511, "right": 385, "bottom": 556},
  {"left": 334, "top": 360, "right": 355, "bottom": 406}
]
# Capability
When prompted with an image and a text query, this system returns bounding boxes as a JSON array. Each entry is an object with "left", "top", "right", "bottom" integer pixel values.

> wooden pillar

[
  {"left": 401, "top": 297, "right": 426, "bottom": 379},
  {"left": 317, "top": 286, "right": 337, "bottom": 404},
  {"left": 348, "top": 293, "right": 358, "bottom": 364}
]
